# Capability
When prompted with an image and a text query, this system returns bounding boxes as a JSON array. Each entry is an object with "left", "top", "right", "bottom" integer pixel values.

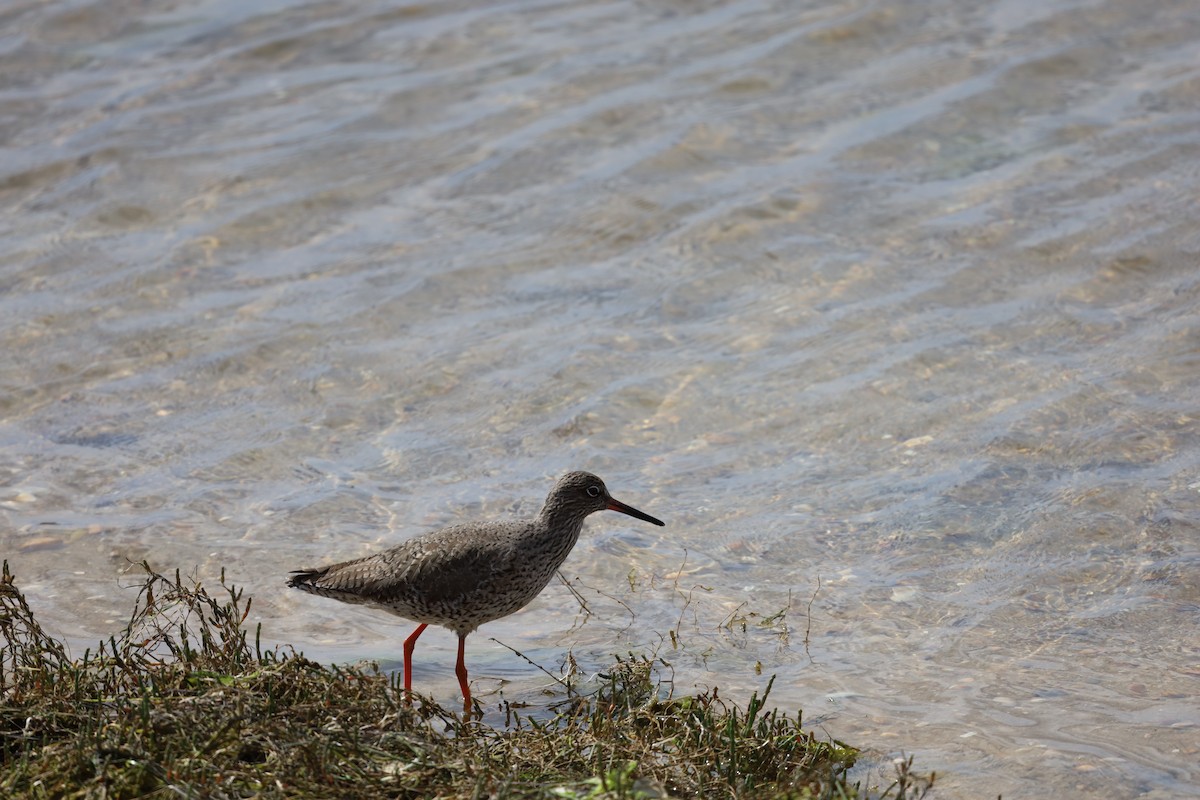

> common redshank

[{"left": 287, "top": 471, "right": 664, "bottom": 713}]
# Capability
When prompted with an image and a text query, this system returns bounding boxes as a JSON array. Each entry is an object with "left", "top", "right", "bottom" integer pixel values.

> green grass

[{"left": 0, "top": 561, "right": 933, "bottom": 798}]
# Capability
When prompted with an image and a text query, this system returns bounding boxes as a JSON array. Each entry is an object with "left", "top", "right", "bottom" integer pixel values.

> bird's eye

[{"left": 586, "top": 485, "right": 601, "bottom": 498}]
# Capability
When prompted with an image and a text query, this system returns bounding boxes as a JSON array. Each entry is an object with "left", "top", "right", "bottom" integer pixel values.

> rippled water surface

[{"left": 3, "top": 0, "right": 1199, "bottom": 796}]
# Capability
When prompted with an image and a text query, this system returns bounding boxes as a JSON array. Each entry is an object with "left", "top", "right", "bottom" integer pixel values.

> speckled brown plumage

[{"left": 287, "top": 471, "right": 665, "bottom": 713}]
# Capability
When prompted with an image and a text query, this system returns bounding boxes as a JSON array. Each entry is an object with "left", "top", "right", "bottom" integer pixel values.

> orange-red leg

[
  {"left": 455, "top": 633, "right": 472, "bottom": 714},
  {"left": 402, "top": 623, "right": 428, "bottom": 701}
]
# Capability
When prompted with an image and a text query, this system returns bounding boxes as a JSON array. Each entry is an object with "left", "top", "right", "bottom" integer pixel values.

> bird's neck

[
  {"left": 534, "top": 505, "right": 589, "bottom": 557},
  {"left": 537, "top": 504, "right": 589, "bottom": 534}
]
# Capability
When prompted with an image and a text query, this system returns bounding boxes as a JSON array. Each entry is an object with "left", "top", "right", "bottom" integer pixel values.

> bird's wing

[
  {"left": 384, "top": 534, "right": 504, "bottom": 605},
  {"left": 289, "top": 523, "right": 517, "bottom": 607}
]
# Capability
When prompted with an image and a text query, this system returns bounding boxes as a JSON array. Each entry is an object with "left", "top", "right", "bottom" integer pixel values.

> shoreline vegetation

[{"left": 1, "top": 561, "right": 934, "bottom": 798}]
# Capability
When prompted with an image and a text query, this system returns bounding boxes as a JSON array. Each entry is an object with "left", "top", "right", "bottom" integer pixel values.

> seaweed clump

[{"left": 0, "top": 561, "right": 932, "bottom": 798}]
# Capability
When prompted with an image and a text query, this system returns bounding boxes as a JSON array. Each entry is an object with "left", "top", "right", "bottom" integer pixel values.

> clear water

[{"left": 2, "top": 0, "right": 1198, "bottom": 796}]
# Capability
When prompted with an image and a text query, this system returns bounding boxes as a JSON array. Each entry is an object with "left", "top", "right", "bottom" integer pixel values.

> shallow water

[{"left": 2, "top": 0, "right": 1198, "bottom": 796}]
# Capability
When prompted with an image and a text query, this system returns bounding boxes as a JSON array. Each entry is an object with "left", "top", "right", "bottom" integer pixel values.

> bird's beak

[{"left": 607, "top": 497, "right": 665, "bottom": 526}]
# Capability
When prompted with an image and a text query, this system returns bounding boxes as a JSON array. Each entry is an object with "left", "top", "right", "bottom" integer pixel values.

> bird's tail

[{"left": 286, "top": 568, "right": 328, "bottom": 589}]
